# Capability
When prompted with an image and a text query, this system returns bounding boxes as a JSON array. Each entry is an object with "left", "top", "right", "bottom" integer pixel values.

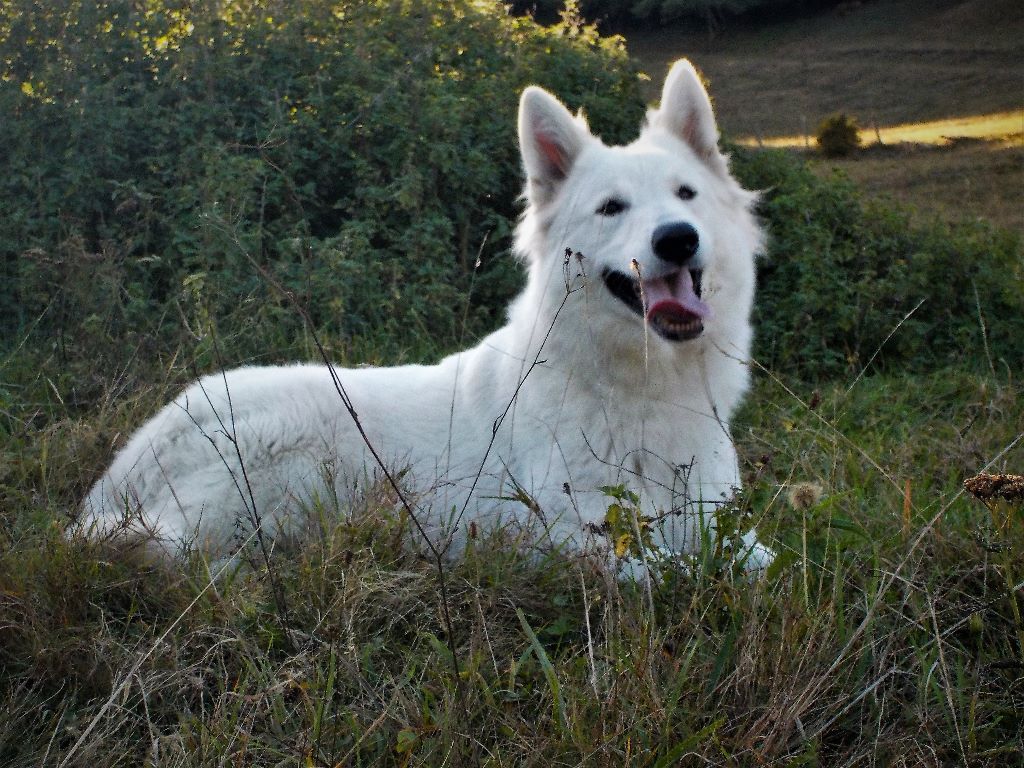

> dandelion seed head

[{"left": 787, "top": 481, "right": 823, "bottom": 511}]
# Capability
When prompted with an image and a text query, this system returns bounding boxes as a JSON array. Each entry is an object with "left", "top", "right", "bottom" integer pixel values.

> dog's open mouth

[{"left": 602, "top": 267, "right": 710, "bottom": 341}]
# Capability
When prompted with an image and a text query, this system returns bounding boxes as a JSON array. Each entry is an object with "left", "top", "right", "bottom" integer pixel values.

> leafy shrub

[
  {"left": 0, "top": 0, "right": 643, "bottom": 368},
  {"left": 816, "top": 112, "right": 862, "bottom": 157},
  {"left": 1, "top": 1, "right": 1020, "bottom": 395},
  {"left": 732, "top": 147, "right": 1024, "bottom": 379}
]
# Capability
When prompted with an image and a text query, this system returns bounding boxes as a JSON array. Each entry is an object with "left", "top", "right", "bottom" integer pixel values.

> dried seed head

[
  {"left": 964, "top": 473, "right": 1024, "bottom": 503},
  {"left": 787, "top": 481, "right": 823, "bottom": 511}
]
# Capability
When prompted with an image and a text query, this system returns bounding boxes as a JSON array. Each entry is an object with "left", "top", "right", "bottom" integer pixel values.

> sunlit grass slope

[{"left": 742, "top": 111, "right": 1024, "bottom": 148}]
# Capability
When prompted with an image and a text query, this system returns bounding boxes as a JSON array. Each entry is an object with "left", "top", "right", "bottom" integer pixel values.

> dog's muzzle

[
  {"left": 602, "top": 267, "right": 707, "bottom": 341},
  {"left": 602, "top": 222, "right": 711, "bottom": 342}
]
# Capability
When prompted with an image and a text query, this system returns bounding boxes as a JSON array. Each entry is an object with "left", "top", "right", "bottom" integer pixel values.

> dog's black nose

[{"left": 652, "top": 222, "right": 699, "bottom": 265}]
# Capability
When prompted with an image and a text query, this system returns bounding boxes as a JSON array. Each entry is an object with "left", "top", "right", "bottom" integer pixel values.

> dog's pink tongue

[{"left": 641, "top": 271, "right": 711, "bottom": 321}]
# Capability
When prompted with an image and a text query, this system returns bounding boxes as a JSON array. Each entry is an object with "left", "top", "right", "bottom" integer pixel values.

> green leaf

[
  {"left": 394, "top": 728, "right": 418, "bottom": 754},
  {"left": 516, "top": 608, "right": 568, "bottom": 734},
  {"left": 653, "top": 718, "right": 726, "bottom": 768},
  {"left": 765, "top": 548, "right": 799, "bottom": 581}
]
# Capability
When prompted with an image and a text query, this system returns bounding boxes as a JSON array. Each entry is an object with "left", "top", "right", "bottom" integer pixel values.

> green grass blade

[{"left": 516, "top": 607, "right": 568, "bottom": 734}]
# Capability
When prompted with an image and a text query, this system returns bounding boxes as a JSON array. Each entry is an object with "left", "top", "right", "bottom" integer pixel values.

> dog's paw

[{"left": 737, "top": 531, "right": 775, "bottom": 575}]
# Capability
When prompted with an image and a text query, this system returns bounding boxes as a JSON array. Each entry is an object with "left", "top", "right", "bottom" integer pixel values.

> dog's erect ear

[
  {"left": 518, "top": 86, "right": 591, "bottom": 204},
  {"left": 648, "top": 60, "right": 727, "bottom": 173}
]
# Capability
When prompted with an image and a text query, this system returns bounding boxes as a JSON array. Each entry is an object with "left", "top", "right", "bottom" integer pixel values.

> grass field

[
  {"left": 747, "top": 112, "right": 1023, "bottom": 149},
  {"left": 627, "top": 0, "right": 1024, "bottom": 232},
  {"left": 736, "top": 111, "right": 1023, "bottom": 233},
  {"left": 2, "top": 369, "right": 1022, "bottom": 765},
  {"left": 810, "top": 138, "right": 1023, "bottom": 233},
  {"left": 628, "top": 0, "right": 1023, "bottom": 137}
]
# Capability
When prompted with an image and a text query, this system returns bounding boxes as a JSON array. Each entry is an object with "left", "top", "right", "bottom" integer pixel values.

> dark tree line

[{"left": 507, "top": 0, "right": 857, "bottom": 31}]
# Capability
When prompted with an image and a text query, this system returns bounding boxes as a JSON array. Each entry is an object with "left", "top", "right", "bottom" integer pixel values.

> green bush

[
  {"left": 815, "top": 112, "right": 862, "bottom": 157},
  {"left": 732, "top": 147, "right": 1024, "bottom": 379},
  {"left": 1, "top": 1, "right": 1020, "bottom": 394},
  {"left": 0, "top": 0, "right": 643, "bottom": 368}
]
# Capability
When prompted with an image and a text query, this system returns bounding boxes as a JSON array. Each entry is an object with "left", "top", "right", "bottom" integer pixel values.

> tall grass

[{"left": 1, "top": 365, "right": 1020, "bottom": 765}]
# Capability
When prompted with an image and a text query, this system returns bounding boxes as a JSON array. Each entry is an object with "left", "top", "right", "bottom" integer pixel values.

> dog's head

[{"left": 514, "top": 60, "right": 762, "bottom": 355}]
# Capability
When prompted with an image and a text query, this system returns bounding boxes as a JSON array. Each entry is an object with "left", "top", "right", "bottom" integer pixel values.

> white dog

[{"left": 82, "top": 60, "right": 772, "bottom": 570}]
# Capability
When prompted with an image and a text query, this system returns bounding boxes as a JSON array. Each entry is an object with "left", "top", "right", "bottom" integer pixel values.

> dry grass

[{"left": 807, "top": 138, "right": 1024, "bottom": 234}]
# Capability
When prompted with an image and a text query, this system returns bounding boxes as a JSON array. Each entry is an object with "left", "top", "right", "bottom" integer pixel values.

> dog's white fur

[{"left": 82, "top": 60, "right": 771, "bottom": 569}]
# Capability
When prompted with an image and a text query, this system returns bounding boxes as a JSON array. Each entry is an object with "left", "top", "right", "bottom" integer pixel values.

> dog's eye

[
  {"left": 677, "top": 185, "right": 697, "bottom": 201},
  {"left": 597, "top": 199, "right": 627, "bottom": 217}
]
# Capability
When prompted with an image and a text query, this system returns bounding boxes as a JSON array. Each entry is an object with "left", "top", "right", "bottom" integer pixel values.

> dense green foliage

[
  {"left": 3, "top": 1, "right": 1021, "bottom": 392},
  {"left": 733, "top": 147, "right": 1023, "bottom": 378},
  {"left": 1, "top": 0, "right": 642, "bottom": 368}
]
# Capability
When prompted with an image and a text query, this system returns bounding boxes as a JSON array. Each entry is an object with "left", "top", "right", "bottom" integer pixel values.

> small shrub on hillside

[{"left": 816, "top": 112, "right": 862, "bottom": 157}]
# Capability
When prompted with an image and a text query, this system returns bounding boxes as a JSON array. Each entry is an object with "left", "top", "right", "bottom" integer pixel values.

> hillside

[
  {"left": 628, "top": 0, "right": 1023, "bottom": 137},
  {"left": 627, "top": 0, "right": 1024, "bottom": 232}
]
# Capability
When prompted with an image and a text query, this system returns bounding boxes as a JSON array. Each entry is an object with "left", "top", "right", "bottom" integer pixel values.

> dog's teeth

[{"left": 652, "top": 315, "right": 701, "bottom": 337}]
